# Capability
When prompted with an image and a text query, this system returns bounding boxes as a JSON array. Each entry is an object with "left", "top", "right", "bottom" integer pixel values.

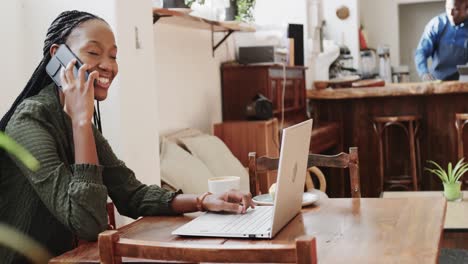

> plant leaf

[
  {"left": 0, "top": 132, "right": 39, "bottom": 171},
  {"left": 452, "top": 158, "right": 465, "bottom": 181},
  {"left": 425, "top": 167, "right": 447, "bottom": 182},
  {"left": 448, "top": 162, "right": 453, "bottom": 183},
  {"left": 0, "top": 223, "right": 52, "bottom": 264},
  {"left": 454, "top": 162, "right": 468, "bottom": 182},
  {"left": 427, "top": 160, "right": 449, "bottom": 182}
]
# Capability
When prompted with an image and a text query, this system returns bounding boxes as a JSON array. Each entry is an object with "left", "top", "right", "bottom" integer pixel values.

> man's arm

[{"left": 415, "top": 17, "right": 441, "bottom": 80}]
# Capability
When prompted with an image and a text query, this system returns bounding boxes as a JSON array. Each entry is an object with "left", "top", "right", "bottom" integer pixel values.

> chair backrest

[
  {"left": 249, "top": 147, "right": 361, "bottom": 198},
  {"left": 98, "top": 230, "right": 317, "bottom": 264}
]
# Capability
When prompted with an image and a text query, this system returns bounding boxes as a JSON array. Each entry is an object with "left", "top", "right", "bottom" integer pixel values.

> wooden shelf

[
  {"left": 153, "top": 8, "right": 255, "bottom": 56},
  {"left": 152, "top": 8, "right": 255, "bottom": 32}
]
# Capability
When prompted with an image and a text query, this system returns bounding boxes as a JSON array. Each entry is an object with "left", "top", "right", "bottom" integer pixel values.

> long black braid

[{"left": 0, "top": 10, "right": 104, "bottom": 133}]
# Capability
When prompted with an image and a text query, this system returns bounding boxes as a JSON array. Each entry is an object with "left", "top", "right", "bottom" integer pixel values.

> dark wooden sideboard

[{"left": 221, "top": 64, "right": 308, "bottom": 124}]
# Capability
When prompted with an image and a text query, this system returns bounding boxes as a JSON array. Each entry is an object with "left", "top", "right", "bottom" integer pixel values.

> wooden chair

[
  {"left": 305, "top": 166, "right": 327, "bottom": 192},
  {"left": 98, "top": 230, "right": 317, "bottom": 264},
  {"left": 79, "top": 202, "right": 116, "bottom": 246},
  {"left": 248, "top": 147, "right": 361, "bottom": 198},
  {"left": 107, "top": 202, "right": 116, "bottom": 230}
]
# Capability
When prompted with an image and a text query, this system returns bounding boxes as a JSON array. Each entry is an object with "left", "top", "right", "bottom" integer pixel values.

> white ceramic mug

[{"left": 208, "top": 176, "right": 240, "bottom": 194}]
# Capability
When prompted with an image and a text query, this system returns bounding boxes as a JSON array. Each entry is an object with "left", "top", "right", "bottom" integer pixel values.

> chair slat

[
  {"left": 99, "top": 231, "right": 316, "bottom": 263},
  {"left": 248, "top": 148, "right": 361, "bottom": 198}
]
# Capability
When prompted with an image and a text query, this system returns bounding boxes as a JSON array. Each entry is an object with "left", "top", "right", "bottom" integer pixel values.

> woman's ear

[{"left": 49, "top": 44, "right": 60, "bottom": 57}]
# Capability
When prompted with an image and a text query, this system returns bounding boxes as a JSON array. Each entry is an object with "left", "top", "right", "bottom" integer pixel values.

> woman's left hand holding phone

[{"left": 60, "top": 59, "right": 100, "bottom": 165}]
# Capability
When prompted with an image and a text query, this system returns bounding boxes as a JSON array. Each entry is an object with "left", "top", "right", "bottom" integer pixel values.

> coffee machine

[{"left": 329, "top": 45, "right": 357, "bottom": 78}]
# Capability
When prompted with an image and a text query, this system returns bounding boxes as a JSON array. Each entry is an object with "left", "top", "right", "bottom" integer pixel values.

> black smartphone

[{"left": 46, "top": 44, "right": 89, "bottom": 88}]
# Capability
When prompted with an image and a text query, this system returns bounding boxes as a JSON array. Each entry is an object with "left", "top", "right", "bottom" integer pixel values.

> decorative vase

[
  {"left": 225, "top": 0, "right": 237, "bottom": 21},
  {"left": 443, "top": 181, "right": 462, "bottom": 201}
]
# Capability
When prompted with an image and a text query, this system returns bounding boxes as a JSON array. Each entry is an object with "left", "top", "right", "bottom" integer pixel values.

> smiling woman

[
  {"left": 0, "top": 10, "right": 253, "bottom": 264},
  {"left": 54, "top": 19, "right": 118, "bottom": 101}
]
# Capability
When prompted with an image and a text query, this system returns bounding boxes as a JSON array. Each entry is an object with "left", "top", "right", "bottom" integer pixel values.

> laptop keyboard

[{"left": 219, "top": 206, "right": 273, "bottom": 234}]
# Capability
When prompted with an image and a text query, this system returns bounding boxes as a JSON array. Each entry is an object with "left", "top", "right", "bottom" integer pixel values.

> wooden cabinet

[
  {"left": 214, "top": 119, "right": 279, "bottom": 193},
  {"left": 221, "top": 64, "right": 308, "bottom": 124}
]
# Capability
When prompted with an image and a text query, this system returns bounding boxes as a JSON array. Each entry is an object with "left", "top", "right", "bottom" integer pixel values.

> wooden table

[
  {"left": 383, "top": 191, "right": 468, "bottom": 229},
  {"left": 50, "top": 197, "right": 446, "bottom": 263},
  {"left": 308, "top": 81, "right": 468, "bottom": 197},
  {"left": 383, "top": 191, "right": 468, "bottom": 249}
]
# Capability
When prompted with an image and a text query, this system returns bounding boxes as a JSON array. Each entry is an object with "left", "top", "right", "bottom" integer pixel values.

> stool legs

[
  {"left": 408, "top": 120, "right": 418, "bottom": 191},
  {"left": 374, "top": 123, "right": 386, "bottom": 192},
  {"left": 455, "top": 118, "right": 467, "bottom": 161},
  {"left": 373, "top": 118, "right": 420, "bottom": 192},
  {"left": 455, "top": 116, "right": 468, "bottom": 186}
]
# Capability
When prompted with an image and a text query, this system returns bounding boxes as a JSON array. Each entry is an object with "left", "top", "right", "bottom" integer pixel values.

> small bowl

[{"left": 314, "top": 81, "right": 329, "bottom": 90}]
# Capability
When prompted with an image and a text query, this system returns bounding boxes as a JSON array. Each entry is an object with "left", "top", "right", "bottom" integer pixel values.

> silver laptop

[{"left": 172, "top": 119, "right": 313, "bottom": 239}]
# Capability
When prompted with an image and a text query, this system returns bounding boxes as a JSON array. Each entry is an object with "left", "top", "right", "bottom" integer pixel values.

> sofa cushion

[
  {"left": 180, "top": 135, "right": 250, "bottom": 192},
  {"left": 162, "top": 128, "right": 204, "bottom": 148},
  {"left": 159, "top": 138, "right": 215, "bottom": 194}
]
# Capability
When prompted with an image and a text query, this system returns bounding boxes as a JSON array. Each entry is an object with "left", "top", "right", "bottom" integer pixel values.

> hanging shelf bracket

[{"left": 211, "top": 25, "right": 234, "bottom": 57}]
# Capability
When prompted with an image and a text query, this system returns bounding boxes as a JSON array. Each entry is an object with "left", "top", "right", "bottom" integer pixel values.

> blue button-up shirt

[{"left": 415, "top": 13, "right": 468, "bottom": 80}]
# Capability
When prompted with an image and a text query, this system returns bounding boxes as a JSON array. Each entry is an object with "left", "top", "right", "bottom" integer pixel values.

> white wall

[
  {"left": 254, "top": 0, "right": 317, "bottom": 86},
  {"left": 322, "top": 0, "right": 360, "bottom": 69},
  {"left": 359, "top": 0, "right": 444, "bottom": 67},
  {"left": 154, "top": 23, "right": 234, "bottom": 134},
  {"left": 0, "top": 1, "right": 25, "bottom": 116},
  {"left": 113, "top": 0, "right": 160, "bottom": 186},
  {"left": 255, "top": 0, "right": 309, "bottom": 35}
]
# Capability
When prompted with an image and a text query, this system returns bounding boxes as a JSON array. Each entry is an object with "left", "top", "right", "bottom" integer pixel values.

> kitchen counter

[
  {"left": 308, "top": 81, "right": 468, "bottom": 197},
  {"left": 307, "top": 81, "right": 468, "bottom": 99}
]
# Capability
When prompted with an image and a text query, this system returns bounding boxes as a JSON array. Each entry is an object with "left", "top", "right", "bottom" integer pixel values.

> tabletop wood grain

[
  {"left": 49, "top": 197, "right": 446, "bottom": 264},
  {"left": 383, "top": 191, "right": 468, "bottom": 229}
]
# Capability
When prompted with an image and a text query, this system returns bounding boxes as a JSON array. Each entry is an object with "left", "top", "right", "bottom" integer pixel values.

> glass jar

[{"left": 392, "top": 65, "right": 410, "bottom": 83}]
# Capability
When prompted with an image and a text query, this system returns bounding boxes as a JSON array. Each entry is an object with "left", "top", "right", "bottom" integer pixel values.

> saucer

[{"left": 252, "top": 192, "right": 319, "bottom": 207}]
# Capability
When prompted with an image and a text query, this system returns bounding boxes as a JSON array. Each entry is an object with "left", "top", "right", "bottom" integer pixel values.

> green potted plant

[
  {"left": 236, "top": 0, "right": 255, "bottom": 22},
  {"left": 185, "top": 0, "right": 255, "bottom": 22},
  {"left": 425, "top": 158, "right": 468, "bottom": 201}
]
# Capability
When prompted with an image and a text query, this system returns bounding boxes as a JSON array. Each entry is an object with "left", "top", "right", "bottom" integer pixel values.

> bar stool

[
  {"left": 373, "top": 115, "right": 421, "bottom": 191},
  {"left": 455, "top": 113, "right": 468, "bottom": 185}
]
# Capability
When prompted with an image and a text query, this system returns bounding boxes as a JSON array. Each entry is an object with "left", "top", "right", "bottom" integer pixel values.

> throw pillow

[
  {"left": 180, "top": 135, "right": 250, "bottom": 192},
  {"left": 159, "top": 138, "right": 215, "bottom": 194}
]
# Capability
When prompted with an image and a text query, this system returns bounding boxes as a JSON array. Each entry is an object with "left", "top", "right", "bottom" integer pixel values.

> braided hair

[{"left": 0, "top": 10, "right": 105, "bottom": 131}]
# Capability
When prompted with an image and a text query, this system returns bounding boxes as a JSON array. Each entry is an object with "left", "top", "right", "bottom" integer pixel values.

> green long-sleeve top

[{"left": 0, "top": 84, "right": 178, "bottom": 263}]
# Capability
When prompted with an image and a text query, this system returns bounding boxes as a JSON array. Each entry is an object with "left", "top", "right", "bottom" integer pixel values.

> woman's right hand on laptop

[{"left": 202, "top": 190, "right": 255, "bottom": 214}]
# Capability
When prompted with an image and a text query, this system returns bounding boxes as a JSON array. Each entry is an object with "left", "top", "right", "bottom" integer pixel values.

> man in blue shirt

[{"left": 415, "top": 0, "right": 468, "bottom": 81}]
